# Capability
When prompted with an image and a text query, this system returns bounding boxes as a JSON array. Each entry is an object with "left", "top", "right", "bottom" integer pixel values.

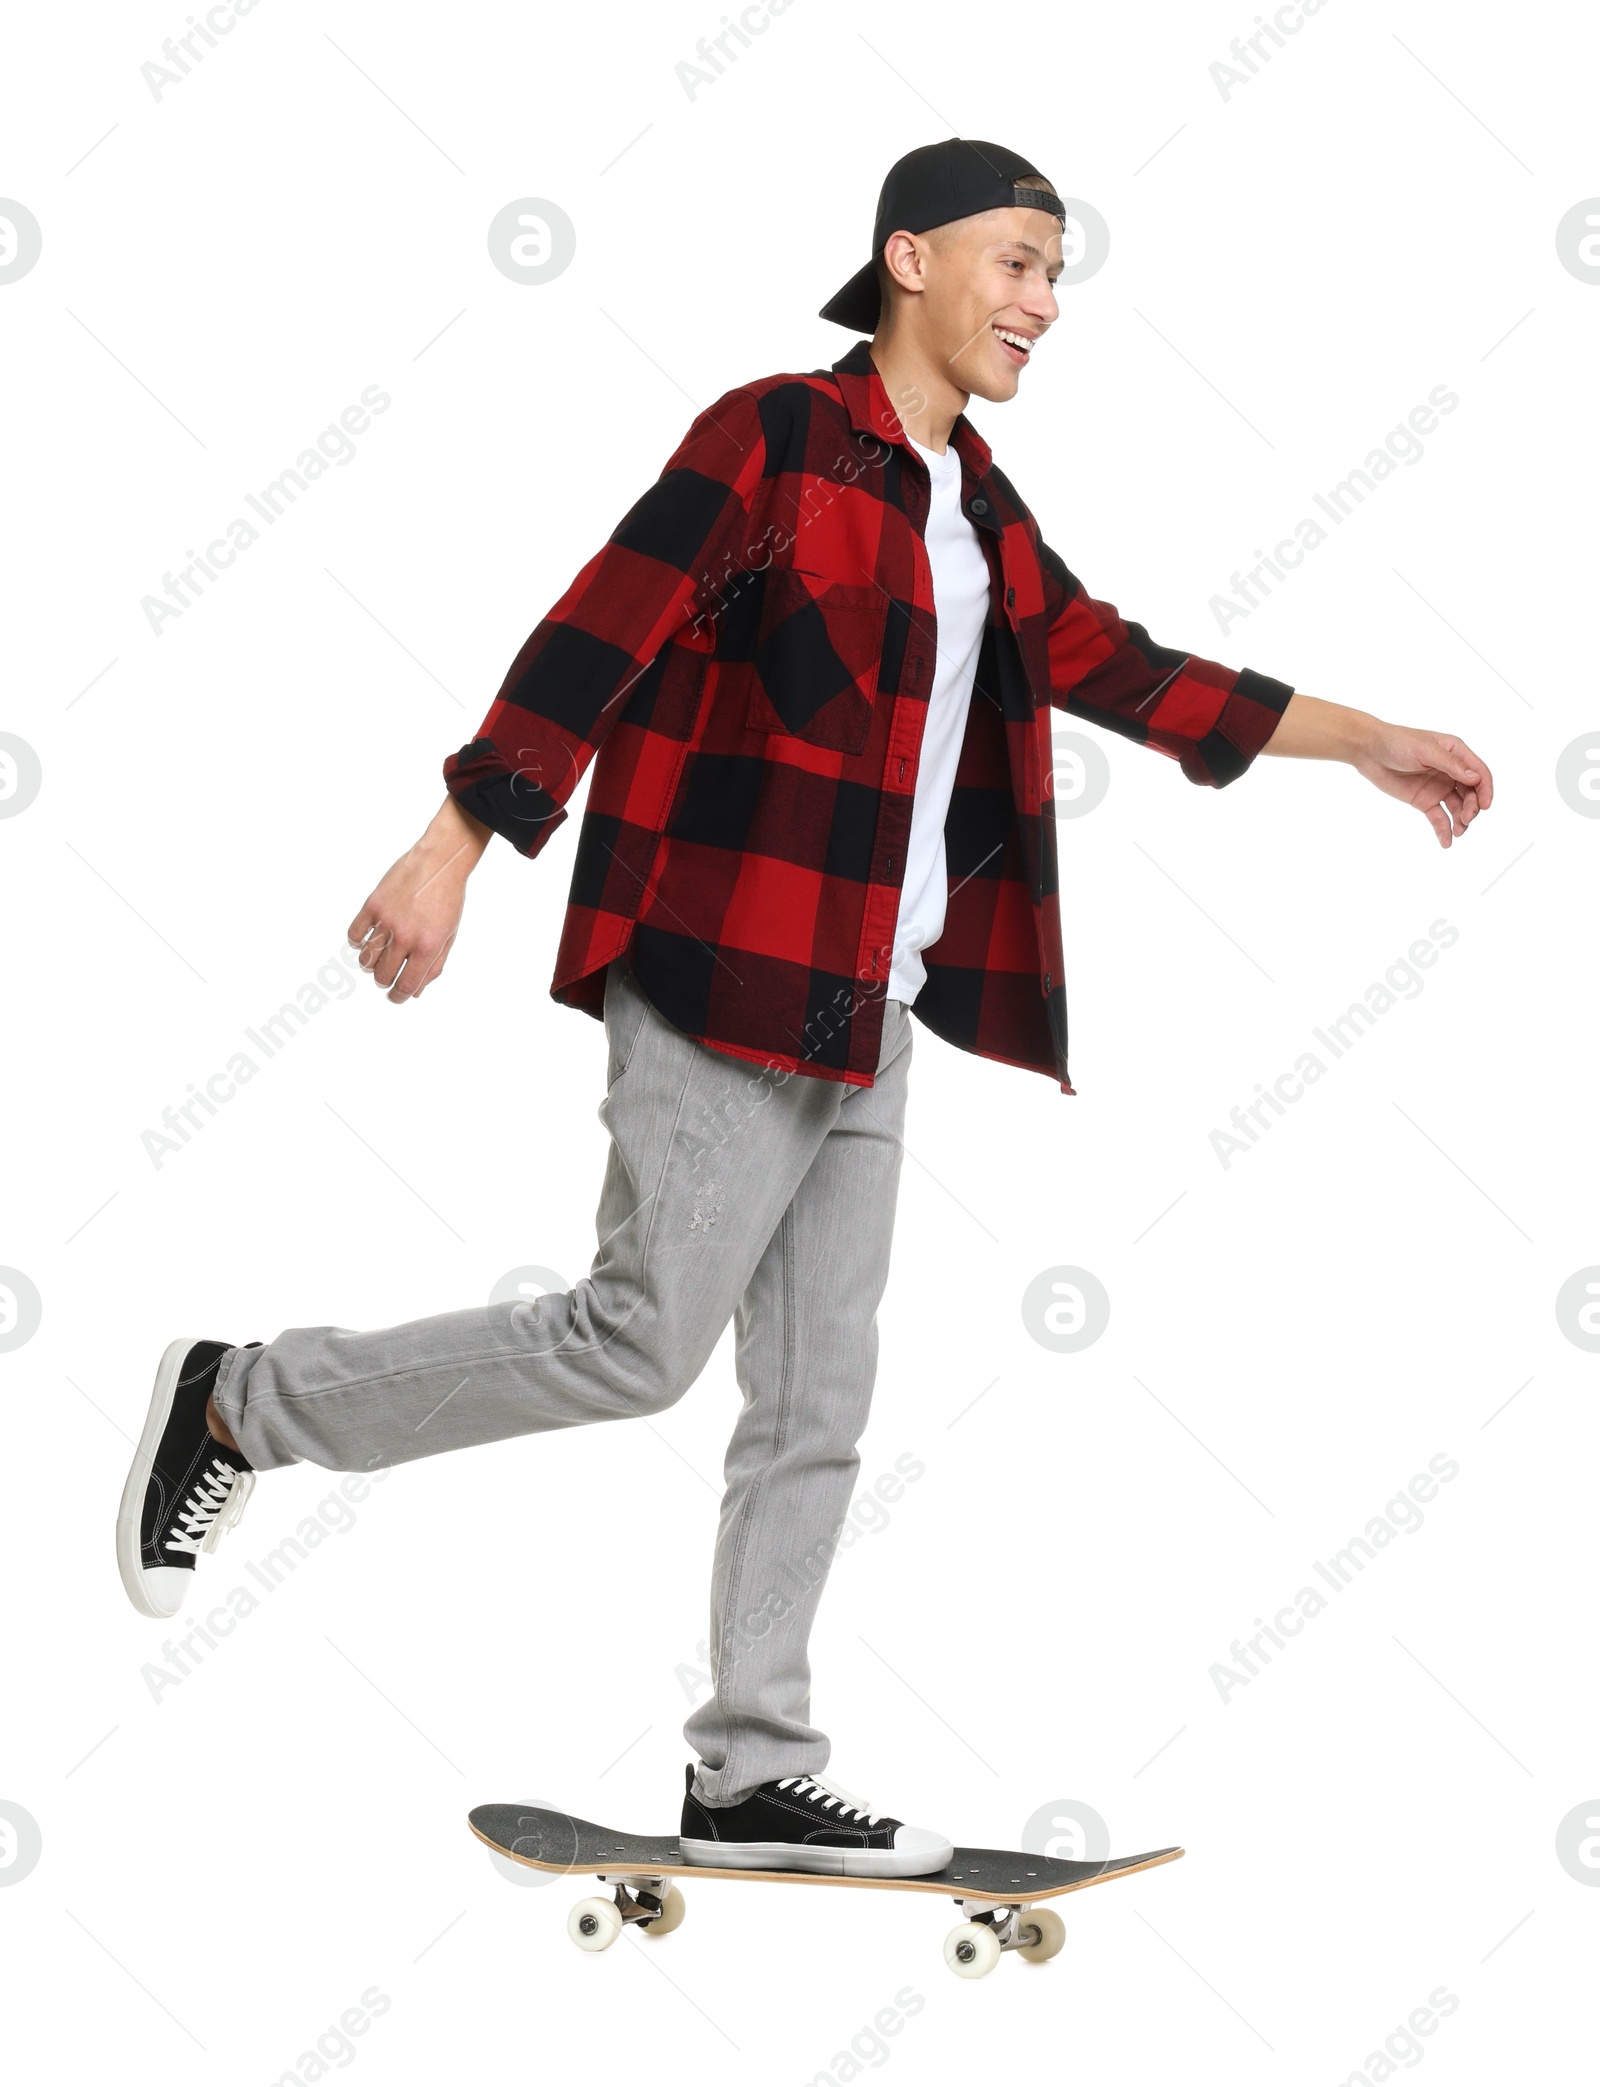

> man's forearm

[
  {"left": 1260, "top": 692, "right": 1376, "bottom": 762},
  {"left": 416, "top": 793, "right": 493, "bottom": 880}
]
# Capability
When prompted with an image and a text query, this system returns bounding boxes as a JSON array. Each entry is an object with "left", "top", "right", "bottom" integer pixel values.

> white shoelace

[
  {"left": 776, "top": 1774, "right": 882, "bottom": 1826},
  {"left": 165, "top": 1456, "right": 257, "bottom": 1557}
]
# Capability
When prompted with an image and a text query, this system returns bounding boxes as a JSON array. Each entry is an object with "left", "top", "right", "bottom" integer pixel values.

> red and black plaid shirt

[{"left": 443, "top": 339, "right": 1295, "bottom": 1093}]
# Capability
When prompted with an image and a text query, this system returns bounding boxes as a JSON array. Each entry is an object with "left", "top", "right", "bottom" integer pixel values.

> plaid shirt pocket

[{"left": 745, "top": 568, "right": 886, "bottom": 754}]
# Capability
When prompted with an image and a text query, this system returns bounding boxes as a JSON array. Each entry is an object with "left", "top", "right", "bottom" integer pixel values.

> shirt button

[
  {"left": 970, "top": 498, "right": 988, "bottom": 516},
  {"left": 1006, "top": 585, "right": 1016, "bottom": 607}
]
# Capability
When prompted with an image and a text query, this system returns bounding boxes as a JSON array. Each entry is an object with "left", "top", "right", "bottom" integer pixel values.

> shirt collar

[{"left": 830, "top": 338, "right": 994, "bottom": 478}]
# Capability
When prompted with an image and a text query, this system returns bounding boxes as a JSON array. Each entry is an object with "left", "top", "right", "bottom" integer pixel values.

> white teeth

[{"left": 993, "top": 327, "right": 1033, "bottom": 351}]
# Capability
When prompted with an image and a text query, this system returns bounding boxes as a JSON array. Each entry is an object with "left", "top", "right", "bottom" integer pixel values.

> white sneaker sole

[
  {"left": 115, "top": 1336, "right": 203, "bottom": 1619},
  {"left": 678, "top": 1836, "right": 953, "bottom": 1879}
]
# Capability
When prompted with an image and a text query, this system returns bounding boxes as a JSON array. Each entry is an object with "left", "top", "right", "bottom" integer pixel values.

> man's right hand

[{"left": 347, "top": 795, "right": 493, "bottom": 1004}]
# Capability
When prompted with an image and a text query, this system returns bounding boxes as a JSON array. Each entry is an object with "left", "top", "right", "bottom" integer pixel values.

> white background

[{"left": 3, "top": 0, "right": 1597, "bottom": 2078}]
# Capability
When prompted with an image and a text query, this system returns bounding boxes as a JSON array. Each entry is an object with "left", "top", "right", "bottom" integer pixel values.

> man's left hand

[
  {"left": 1348, "top": 720, "right": 1493, "bottom": 848},
  {"left": 1263, "top": 694, "right": 1493, "bottom": 849}
]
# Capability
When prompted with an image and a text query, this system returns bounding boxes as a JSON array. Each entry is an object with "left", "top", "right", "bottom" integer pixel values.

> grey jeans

[{"left": 212, "top": 957, "right": 914, "bottom": 1805}]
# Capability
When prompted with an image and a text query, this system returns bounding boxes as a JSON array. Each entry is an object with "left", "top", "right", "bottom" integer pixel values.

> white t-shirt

[{"left": 887, "top": 436, "right": 991, "bottom": 1004}]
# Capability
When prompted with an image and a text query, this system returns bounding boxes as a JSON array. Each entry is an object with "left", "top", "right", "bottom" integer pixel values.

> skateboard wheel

[
  {"left": 568, "top": 1896, "right": 623, "bottom": 1951},
  {"left": 643, "top": 1885, "right": 687, "bottom": 1938},
  {"left": 1016, "top": 1907, "right": 1066, "bottom": 1963},
  {"left": 943, "top": 1921, "right": 1001, "bottom": 1979}
]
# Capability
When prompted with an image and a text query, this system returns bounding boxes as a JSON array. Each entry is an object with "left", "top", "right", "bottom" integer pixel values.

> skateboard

[{"left": 468, "top": 1802, "right": 1184, "bottom": 1980}]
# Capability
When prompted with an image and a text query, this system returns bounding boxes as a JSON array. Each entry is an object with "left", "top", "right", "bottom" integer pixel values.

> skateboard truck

[
  {"left": 945, "top": 1898, "right": 1066, "bottom": 1977},
  {"left": 944, "top": 1898, "right": 1066, "bottom": 1977},
  {"left": 597, "top": 1874, "right": 670, "bottom": 1923},
  {"left": 568, "top": 1873, "right": 688, "bottom": 1949}
]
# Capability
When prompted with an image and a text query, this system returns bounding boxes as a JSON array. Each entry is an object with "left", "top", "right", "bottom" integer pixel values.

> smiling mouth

[{"left": 992, "top": 325, "right": 1036, "bottom": 367}]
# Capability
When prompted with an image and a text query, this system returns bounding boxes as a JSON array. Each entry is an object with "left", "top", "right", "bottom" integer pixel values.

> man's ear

[{"left": 881, "top": 229, "right": 929, "bottom": 300}]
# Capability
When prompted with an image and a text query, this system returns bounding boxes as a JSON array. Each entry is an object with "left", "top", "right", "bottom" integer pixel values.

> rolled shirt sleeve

[
  {"left": 1037, "top": 537, "right": 1296, "bottom": 787},
  {"left": 444, "top": 387, "right": 769, "bottom": 857}
]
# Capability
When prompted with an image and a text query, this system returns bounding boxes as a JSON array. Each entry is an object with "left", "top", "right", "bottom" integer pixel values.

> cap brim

[{"left": 818, "top": 259, "right": 881, "bottom": 333}]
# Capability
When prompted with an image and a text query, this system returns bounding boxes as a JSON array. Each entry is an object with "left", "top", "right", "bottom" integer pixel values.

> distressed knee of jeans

[{"left": 685, "top": 1173, "right": 728, "bottom": 1236}]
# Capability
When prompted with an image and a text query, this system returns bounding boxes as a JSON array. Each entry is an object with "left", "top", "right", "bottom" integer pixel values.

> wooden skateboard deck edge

[{"left": 468, "top": 1814, "right": 1184, "bottom": 1905}]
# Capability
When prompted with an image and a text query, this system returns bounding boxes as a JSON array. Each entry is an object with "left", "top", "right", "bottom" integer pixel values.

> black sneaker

[
  {"left": 679, "top": 1763, "right": 953, "bottom": 1878},
  {"left": 117, "top": 1338, "right": 258, "bottom": 1618}
]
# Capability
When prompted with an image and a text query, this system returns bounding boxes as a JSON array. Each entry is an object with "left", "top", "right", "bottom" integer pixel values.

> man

[{"left": 117, "top": 139, "right": 1491, "bottom": 1877}]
